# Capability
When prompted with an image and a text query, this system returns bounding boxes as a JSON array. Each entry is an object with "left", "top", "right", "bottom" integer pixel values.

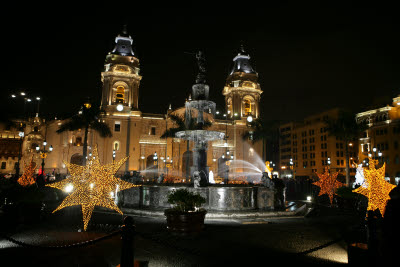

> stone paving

[{"left": 0, "top": 203, "right": 361, "bottom": 266}]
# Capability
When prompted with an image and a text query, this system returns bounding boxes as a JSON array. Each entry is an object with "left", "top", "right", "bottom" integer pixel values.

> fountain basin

[{"left": 121, "top": 185, "right": 275, "bottom": 211}]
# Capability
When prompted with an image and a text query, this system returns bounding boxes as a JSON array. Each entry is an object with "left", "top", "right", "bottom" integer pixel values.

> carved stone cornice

[
  {"left": 101, "top": 71, "right": 142, "bottom": 81},
  {"left": 223, "top": 86, "right": 262, "bottom": 96}
]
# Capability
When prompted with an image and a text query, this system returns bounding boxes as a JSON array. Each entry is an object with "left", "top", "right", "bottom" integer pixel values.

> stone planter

[{"left": 164, "top": 209, "right": 207, "bottom": 234}]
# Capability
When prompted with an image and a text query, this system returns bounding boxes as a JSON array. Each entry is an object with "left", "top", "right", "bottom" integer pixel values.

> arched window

[
  {"left": 116, "top": 86, "right": 125, "bottom": 104},
  {"left": 242, "top": 96, "right": 255, "bottom": 116},
  {"left": 75, "top": 137, "right": 83, "bottom": 146},
  {"left": 244, "top": 99, "right": 252, "bottom": 115},
  {"left": 113, "top": 141, "right": 120, "bottom": 151}
]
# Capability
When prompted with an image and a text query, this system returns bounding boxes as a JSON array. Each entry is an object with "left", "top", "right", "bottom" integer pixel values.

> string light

[
  {"left": 17, "top": 156, "right": 37, "bottom": 187},
  {"left": 46, "top": 145, "right": 140, "bottom": 230},
  {"left": 353, "top": 157, "right": 396, "bottom": 217},
  {"left": 313, "top": 167, "right": 344, "bottom": 205}
]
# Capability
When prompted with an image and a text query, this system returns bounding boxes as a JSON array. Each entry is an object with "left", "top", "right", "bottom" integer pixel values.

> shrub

[{"left": 167, "top": 189, "right": 206, "bottom": 212}]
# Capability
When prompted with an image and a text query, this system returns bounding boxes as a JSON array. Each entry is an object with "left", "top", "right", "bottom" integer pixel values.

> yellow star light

[
  {"left": 18, "top": 156, "right": 37, "bottom": 187},
  {"left": 46, "top": 145, "right": 139, "bottom": 230},
  {"left": 353, "top": 158, "right": 395, "bottom": 217},
  {"left": 313, "top": 167, "right": 344, "bottom": 205}
]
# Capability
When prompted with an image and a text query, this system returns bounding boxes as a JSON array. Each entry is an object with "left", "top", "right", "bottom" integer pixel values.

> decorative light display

[
  {"left": 17, "top": 156, "right": 37, "bottom": 186},
  {"left": 353, "top": 158, "right": 395, "bottom": 217},
  {"left": 313, "top": 167, "right": 344, "bottom": 205},
  {"left": 46, "top": 145, "right": 139, "bottom": 230}
]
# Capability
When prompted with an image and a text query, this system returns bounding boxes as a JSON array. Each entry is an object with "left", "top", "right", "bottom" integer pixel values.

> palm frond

[{"left": 90, "top": 121, "right": 112, "bottom": 137}]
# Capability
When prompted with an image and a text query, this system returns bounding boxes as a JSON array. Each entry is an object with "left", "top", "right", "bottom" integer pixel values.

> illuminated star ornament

[
  {"left": 47, "top": 145, "right": 139, "bottom": 230},
  {"left": 313, "top": 167, "right": 344, "bottom": 205},
  {"left": 18, "top": 156, "right": 37, "bottom": 187},
  {"left": 353, "top": 158, "right": 395, "bottom": 217}
]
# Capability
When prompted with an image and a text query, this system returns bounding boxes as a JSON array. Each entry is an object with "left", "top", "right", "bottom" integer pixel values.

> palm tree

[
  {"left": 242, "top": 118, "right": 280, "bottom": 162},
  {"left": 324, "top": 110, "right": 368, "bottom": 187},
  {"left": 161, "top": 113, "right": 212, "bottom": 178},
  {"left": 56, "top": 103, "right": 112, "bottom": 166}
]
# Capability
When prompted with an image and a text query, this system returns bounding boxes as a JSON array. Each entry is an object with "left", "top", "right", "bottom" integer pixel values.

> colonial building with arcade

[{"left": 0, "top": 28, "right": 264, "bottom": 180}]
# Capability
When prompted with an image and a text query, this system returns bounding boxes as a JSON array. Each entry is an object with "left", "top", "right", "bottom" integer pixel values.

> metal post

[
  {"left": 120, "top": 216, "right": 135, "bottom": 267},
  {"left": 15, "top": 135, "right": 23, "bottom": 178}
]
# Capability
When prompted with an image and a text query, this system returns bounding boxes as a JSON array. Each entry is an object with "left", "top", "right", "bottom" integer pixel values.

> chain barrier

[{"left": 0, "top": 228, "right": 122, "bottom": 249}]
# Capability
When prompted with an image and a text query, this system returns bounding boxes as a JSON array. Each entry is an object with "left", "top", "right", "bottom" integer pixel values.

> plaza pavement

[{"left": 0, "top": 202, "right": 362, "bottom": 266}]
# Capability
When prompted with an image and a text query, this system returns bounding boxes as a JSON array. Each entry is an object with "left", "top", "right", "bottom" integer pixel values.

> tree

[
  {"left": 242, "top": 118, "right": 280, "bottom": 162},
  {"left": 56, "top": 103, "right": 112, "bottom": 166},
  {"left": 161, "top": 113, "right": 212, "bottom": 178},
  {"left": 324, "top": 110, "right": 368, "bottom": 187}
]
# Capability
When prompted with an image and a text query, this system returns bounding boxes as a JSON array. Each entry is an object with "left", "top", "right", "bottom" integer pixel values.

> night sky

[{"left": 2, "top": 2, "right": 400, "bottom": 123}]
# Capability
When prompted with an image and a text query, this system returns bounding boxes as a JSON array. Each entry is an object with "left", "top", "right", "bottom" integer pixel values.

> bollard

[{"left": 120, "top": 216, "right": 135, "bottom": 267}]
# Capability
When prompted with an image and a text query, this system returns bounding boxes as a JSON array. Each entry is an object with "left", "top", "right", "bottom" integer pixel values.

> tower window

[
  {"left": 1, "top": 162, "right": 6, "bottom": 169},
  {"left": 150, "top": 127, "right": 156, "bottom": 135},
  {"left": 115, "top": 86, "right": 125, "bottom": 104},
  {"left": 242, "top": 97, "right": 254, "bottom": 116},
  {"left": 75, "top": 137, "right": 83, "bottom": 146},
  {"left": 115, "top": 121, "right": 121, "bottom": 132}
]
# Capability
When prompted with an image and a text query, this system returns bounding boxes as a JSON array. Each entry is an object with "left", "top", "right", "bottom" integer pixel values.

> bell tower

[
  {"left": 101, "top": 26, "right": 142, "bottom": 114},
  {"left": 222, "top": 45, "right": 262, "bottom": 120}
]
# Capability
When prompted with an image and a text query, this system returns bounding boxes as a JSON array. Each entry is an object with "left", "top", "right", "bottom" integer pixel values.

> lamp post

[
  {"left": 113, "top": 149, "right": 116, "bottom": 163},
  {"left": 165, "top": 156, "right": 173, "bottom": 176},
  {"left": 289, "top": 158, "right": 294, "bottom": 179},
  {"left": 36, "top": 140, "right": 53, "bottom": 186},
  {"left": 15, "top": 130, "right": 25, "bottom": 178},
  {"left": 153, "top": 152, "right": 158, "bottom": 180},
  {"left": 327, "top": 157, "right": 331, "bottom": 172}
]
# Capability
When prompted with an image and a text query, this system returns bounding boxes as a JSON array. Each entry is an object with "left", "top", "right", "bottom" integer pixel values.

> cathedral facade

[{"left": 1, "top": 29, "right": 263, "bottom": 180}]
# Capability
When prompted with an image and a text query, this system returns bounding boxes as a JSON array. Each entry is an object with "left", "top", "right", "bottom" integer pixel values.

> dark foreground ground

[{"left": 0, "top": 202, "right": 365, "bottom": 267}]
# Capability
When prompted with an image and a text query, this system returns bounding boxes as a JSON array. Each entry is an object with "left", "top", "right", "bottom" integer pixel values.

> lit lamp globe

[
  {"left": 247, "top": 115, "right": 253, "bottom": 123},
  {"left": 116, "top": 104, "right": 124, "bottom": 111}
]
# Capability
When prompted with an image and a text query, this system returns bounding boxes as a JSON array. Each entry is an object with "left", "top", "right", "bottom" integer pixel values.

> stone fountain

[
  {"left": 175, "top": 51, "right": 225, "bottom": 187},
  {"left": 120, "top": 52, "right": 285, "bottom": 214}
]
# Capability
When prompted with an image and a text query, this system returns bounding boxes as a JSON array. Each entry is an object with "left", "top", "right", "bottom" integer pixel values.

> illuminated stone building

[
  {"left": 3, "top": 29, "right": 263, "bottom": 179},
  {"left": 356, "top": 95, "right": 400, "bottom": 184},
  {"left": 279, "top": 109, "right": 358, "bottom": 180}
]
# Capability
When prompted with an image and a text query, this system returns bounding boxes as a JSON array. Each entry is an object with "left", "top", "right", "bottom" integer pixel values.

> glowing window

[
  {"left": 75, "top": 137, "right": 83, "bottom": 146},
  {"left": 244, "top": 99, "right": 252, "bottom": 115},
  {"left": 116, "top": 86, "right": 125, "bottom": 104},
  {"left": 113, "top": 141, "right": 120, "bottom": 151}
]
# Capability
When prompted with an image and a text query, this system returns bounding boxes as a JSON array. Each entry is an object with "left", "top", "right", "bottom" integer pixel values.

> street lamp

[
  {"left": 112, "top": 150, "right": 116, "bottom": 163},
  {"left": 153, "top": 152, "right": 158, "bottom": 180},
  {"left": 35, "top": 140, "right": 53, "bottom": 186},
  {"left": 15, "top": 130, "right": 25, "bottom": 178}
]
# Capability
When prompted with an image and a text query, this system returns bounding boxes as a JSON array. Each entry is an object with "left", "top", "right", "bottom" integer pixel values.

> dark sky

[{"left": 2, "top": 2, "right": 400, "bottom": 123}]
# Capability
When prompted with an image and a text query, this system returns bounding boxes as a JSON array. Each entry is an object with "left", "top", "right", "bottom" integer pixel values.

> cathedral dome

[
  {"left": 229, "top": 45, "right": 256, "bottom": 75},
  {"left": 111, "top": 25, "right": 135, "bottom": 57}
]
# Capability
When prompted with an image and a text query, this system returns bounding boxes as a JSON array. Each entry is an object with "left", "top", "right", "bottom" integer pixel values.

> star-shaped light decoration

[
  {"left": 353, "top": 158, "right": 395, "bottom": 217},
  {"left": 313, "top": 167, "right": 344, "bottom": 205},
  {"left": 18, "top": 156, "right": 37, "bottom": 187},
  {"left": 46, "top": 145, "right": 139, "bottom": 230}
]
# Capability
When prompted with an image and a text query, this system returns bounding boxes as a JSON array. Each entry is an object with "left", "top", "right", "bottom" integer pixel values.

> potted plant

[{"left": 164, "top": 188, "right": 206, "bottom": 234}]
